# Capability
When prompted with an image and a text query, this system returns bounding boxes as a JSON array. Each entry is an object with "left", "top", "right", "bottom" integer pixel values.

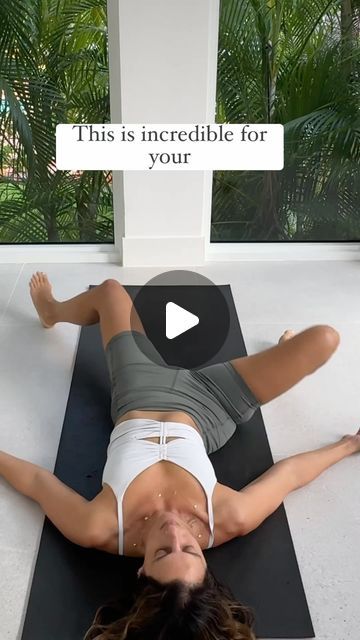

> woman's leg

[
  {"left": 29, "top": 272, "right": 145, "bottom": 349},
  {"left": 230, "top": 325, "right": 340, "bottom": 406}
]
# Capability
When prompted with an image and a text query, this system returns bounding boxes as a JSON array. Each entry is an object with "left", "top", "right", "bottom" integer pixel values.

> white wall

[{"left": 113, "top": 0, "right": 220, "bottom": 266}]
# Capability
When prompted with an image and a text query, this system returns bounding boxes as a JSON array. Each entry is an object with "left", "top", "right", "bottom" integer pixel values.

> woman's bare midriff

[{"left": 114, "top": 409, "right": 201, "bottom": 443}]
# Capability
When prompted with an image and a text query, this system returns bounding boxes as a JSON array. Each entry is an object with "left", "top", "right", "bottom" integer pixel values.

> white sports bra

[{"left": 102, "top": 418, "right": 217, "bottom": 555}]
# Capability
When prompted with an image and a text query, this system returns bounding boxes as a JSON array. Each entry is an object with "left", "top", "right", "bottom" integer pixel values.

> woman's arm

[
  {"left": 0, "top": 449, "right": 49, "bottom": 497},
  {"left": 0, "top": 450, "right": 97, "bottom": 548},
  {"left": 234, "top": 431, "right": 360, "bottom": 536}
]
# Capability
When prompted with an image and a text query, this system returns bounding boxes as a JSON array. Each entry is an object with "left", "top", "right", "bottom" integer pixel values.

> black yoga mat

[{"left": 21, "top": 285, "right": 314, "bottom": 640}]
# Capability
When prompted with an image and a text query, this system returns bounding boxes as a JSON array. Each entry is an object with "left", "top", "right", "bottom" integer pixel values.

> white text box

[{"left": 56, "top": 123, "right": 284, "bottom": 171}]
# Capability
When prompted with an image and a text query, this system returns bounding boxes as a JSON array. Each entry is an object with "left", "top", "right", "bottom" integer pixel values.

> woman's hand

[{"left": 341, "top": 428, "right": 360, "bottom": 454}]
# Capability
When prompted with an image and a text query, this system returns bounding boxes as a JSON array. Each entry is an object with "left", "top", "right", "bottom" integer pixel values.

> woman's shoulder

[
  {"left": 212, "top": 482, "right": 245, "bottom": 546},
  {"left": 88, "top": 484, "right": 120, "bottom": 554}
]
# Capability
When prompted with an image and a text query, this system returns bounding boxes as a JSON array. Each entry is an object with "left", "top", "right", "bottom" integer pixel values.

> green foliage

[
  {"left": 0, "top": 0, "right": 113, "bottom": 243},
  {"left": 212, "top": 0, "right": 360, "bottom": 241},
  {"left": 1, "top": 0, "right": 359, "bottom": 244}
]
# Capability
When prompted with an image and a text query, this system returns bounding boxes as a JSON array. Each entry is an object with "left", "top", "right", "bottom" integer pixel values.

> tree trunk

[
  {"left": 341, "top": 0, "right": 353, "bottom": 36},
  {"left": 341, "top": 0, "right": 354, "bottom": 76}
]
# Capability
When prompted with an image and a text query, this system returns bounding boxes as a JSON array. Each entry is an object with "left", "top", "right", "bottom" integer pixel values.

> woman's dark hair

[{"left": 83, "top": 567, "right": 256, "bottom": 640}]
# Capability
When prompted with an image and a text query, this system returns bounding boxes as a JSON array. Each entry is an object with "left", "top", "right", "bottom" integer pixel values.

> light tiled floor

[{"left": 0, "top": 260, "right": 359, "bottom": 640}]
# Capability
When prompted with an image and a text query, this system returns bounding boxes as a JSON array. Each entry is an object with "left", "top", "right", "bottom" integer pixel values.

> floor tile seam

[{"left": 0, "top": 263, "right": 25, "bottom": 323}]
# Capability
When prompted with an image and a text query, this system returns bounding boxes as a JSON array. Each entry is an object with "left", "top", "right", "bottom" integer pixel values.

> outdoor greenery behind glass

[
  {"left": 211, "top": 0, "right": 360, "bottom": 242},
  {"left": 0, "top": 0, "right": 113, "bottom": 243},
  {"left": 1, "top": 1, "right": 359, "bottom": 244}
]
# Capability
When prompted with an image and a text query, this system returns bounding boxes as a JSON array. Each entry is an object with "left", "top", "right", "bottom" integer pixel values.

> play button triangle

[{"left": 166, "top": 302, "right": 199, "bottom": 340}]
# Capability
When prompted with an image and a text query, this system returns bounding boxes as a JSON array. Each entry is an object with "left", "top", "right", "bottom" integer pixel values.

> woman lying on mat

[{"left": 1, "top": 272, "right": 359, "bottom": 640}]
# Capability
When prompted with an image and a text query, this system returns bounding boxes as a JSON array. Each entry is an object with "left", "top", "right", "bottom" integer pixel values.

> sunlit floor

[{"left": 0, "top": 260, "right": 359, "bottom": 640}]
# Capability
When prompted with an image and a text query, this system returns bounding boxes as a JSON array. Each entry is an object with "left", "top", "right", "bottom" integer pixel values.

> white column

[
  {"left": 112, "top": 0, "right": 220, "bottom": 266},
  {"left": 107, "top": 0, "right": 125, "bottom": 262}
]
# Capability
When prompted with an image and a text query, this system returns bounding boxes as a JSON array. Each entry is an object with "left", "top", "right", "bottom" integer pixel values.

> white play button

[{"left": 166, "top": 302, "right": 199, "bottom": 339}]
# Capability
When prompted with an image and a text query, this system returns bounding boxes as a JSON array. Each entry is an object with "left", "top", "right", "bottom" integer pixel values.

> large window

[
  {"left": 0, "top": 0, "right": 113, "bottom": 243},
  {"left": 211, "top": 0, "right": 360, "bottom": 242}
]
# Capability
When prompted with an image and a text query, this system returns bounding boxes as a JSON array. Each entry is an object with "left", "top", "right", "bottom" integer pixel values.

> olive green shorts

[{"left": 105, "top": 331, "right": 260, "bottom": 454}]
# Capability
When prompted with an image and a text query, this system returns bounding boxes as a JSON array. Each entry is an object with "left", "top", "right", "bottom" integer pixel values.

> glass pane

[
  {"left": 0, "top": 0, "right": 113, "bottom": 243},
  {"left": 211, "top": 0, "right": 360, "bottom": 242}
]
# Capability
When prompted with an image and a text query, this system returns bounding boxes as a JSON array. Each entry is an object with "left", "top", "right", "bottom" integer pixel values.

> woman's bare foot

[
  {"left": 29, "top": 272, "right": 57, "bottom": 328},
  {"left": 278, "top": 329, "right": 296, "bottom": 344}
]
